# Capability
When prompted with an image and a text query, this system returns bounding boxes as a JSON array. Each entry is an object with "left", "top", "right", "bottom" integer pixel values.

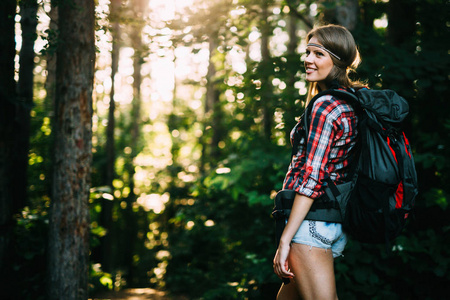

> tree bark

[
  {"left": 47, "top": 0, "right": 95, "bottom": 299},
  {"left": 0, "top": 0, "right": 17, "bottom": 282}
]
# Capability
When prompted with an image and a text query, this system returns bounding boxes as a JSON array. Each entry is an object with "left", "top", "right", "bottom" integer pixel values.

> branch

[{"left": 285, "top": 0, "right": 313, "bottom": 30}]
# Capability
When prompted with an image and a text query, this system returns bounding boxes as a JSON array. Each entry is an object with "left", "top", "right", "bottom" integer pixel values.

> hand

[
  {"left": 273, "top": 194, "right": 313, "bottom": 280},
  {"left": 273, "top": 242, "right": 294, "bottom": 279}
]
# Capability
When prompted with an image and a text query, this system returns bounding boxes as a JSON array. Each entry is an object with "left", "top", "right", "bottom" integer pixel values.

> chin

[{"left": 306, "top": 76, "right": 319, "bottom": 83}]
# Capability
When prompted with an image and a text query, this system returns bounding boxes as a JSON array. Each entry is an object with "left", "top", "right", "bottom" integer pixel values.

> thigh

[
  {"left": 276, "top": 281, "right": 300, "bottom": 300},
  {"left": 288, "top": 243, "right": 338, "bottom": 300}
]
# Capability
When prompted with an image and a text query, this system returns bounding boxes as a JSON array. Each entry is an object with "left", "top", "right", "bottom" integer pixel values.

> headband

[{"left": 307, "top": 43, "right": 341, "bottom": 61}]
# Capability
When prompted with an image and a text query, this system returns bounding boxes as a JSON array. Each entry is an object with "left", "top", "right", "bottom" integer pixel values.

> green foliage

[
  {"left": 6, "top": 207, "right": 48, "bottom": 300},
  {"left": 10, "top": 0, "right": 450, "bottom": 299},
  {"left": 335, "top": 224, "right": 450, "bottom": 299},
  {"left": 4, "top": 81, "right": 53, "bottom": 299},
  {"left": 89, "top": 263, "right": 114, "bottom": 294},
  {"left": 164, "top": 139, "right": 287, "bottom": 299},
  {"left": 162, "top": 1, "right": 450, "bottom": 299}
]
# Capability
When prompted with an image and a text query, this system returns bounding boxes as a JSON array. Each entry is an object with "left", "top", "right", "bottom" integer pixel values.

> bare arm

[{"left": 273, "top": 193, "right": 314, "bottom": 279}]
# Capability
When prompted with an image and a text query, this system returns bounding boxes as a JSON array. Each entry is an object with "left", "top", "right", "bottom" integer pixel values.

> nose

[{"left": 304, "top": 52, "right": 313, "bottom": 64}]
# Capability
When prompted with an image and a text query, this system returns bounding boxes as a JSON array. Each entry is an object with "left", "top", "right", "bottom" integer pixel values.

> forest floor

[{"left": 90, "top": 288, "right": 189, "bottom": 300}]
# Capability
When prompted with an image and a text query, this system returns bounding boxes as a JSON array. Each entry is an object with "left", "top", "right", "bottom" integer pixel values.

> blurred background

[{"left": 0, "top": 0, "right": 449, "bottom": 299}]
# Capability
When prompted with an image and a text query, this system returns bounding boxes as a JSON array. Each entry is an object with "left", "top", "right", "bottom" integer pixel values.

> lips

[{"left": 305, "top": 67, "right": 316, "bottom": 74}]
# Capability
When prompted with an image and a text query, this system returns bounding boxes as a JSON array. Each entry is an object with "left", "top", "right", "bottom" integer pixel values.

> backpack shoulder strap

[{"left": 303, "top": 88, "right": 359, "bottom": 138}]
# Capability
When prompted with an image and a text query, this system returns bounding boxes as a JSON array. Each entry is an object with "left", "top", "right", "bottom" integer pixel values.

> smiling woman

[
  {"left": 273, "top": 24, "right": 364, "bottom": 300},
  {"left": 304, "top": 38, "right": 335, "bottom": 90}
]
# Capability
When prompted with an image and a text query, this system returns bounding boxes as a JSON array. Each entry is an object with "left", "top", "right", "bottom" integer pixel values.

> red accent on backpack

[{"left": 395, "top": 181, "right": 404, "bottom": 209}]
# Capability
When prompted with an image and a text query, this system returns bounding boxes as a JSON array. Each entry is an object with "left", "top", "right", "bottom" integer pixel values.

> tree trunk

[
  {"left": 47, "top": 0, "right": 95, "bottom": 299},
  {"left": 0, "top": 0, "right": 17, "bottom": 282},
  {"left": 260, "top": 0, "right": 273, "bottom": 140},
  {"left": 386, "top": 0, "right": 416, "bottom": 135},
  {"left": 321, "top": 0, "right": 359, "bottom": 30},
  {"left": 123, "top": 0, "right": 147, "bottom": 286},
  {"left": 387, "top": 0, "right": 416, "bottom": 48},
  {"left": 45, "top": 2, "right": 58, "bottom": 112},
  {"left": 16, "top": 0, "right": 39, "bottom": 211},
  {"left": 284, "top": 9, "right": 299, "bottom": 143},
  {"left": 335, "top": 0, "right": 359, "bottom": 31},
  {"left": 100, "top": 0, "right": 121, "bottom": 274},
  {"left": 206, "top": 36, "right": 222, "bottom": 159},
  {"left": 169, "top": 54, "right": 180, "bottom": 178},
  {"left": 200, "top": 35, "right": 221, "bottom": 170}
]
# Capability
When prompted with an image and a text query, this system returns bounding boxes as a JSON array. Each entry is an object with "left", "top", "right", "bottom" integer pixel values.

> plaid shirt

[{"left": 283, "top": 93, "right": 358, "bottom": 199}]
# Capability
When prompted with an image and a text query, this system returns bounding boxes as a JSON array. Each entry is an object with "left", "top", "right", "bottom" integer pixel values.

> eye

[
  {"left": 316, "top": 51, "right": 324, "bottom": 57},
  {"left": 305, "top": 50, "right": 310, "bottom": 55}
]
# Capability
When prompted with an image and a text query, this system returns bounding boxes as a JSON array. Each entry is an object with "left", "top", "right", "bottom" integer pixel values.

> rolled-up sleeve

[
  {"left": 282, "top": 93, "right": 358, "bottom": 199},
  {"left": 296, "top": 97, "right": 339, "bottom": 198},
  {"left": 284, "top": 96, "right": 345, "bottom": 199}
]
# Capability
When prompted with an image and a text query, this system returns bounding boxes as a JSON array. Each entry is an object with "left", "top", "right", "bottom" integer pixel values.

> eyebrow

[{"left": 307, "top": 43, "right": 341, "bottom": 61}]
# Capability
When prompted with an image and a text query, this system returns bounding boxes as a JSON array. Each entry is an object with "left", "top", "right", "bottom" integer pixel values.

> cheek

[
  {"left": 323, "top": 61, "right": 334, "bottom": 75},
  {"left": 327, "top": 60, "right": 334, "bottom": 71},
  {"left": 326, "top": 65, "right": 339, "bottom": 79}
]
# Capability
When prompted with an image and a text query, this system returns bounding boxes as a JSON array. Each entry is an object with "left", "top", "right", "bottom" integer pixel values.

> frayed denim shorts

[{"left": 291, "top": 220, "right": 348, "bottom": 258}]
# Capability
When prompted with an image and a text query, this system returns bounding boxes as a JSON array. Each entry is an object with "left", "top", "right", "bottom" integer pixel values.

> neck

[{"left": 318, "top": 82, "right": 328, "bottom": 91}]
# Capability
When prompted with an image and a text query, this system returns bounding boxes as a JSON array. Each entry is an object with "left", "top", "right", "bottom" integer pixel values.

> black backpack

[
  {"left": 309, "top": 88, "right": 419, "bottom": 243},
  {"left": 272, "top": 87, "right": 419, "bottom": 245}
]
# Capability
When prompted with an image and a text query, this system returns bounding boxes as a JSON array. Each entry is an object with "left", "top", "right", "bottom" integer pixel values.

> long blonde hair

[{"left": 305, "top": 24, "right": 364, "bottom": 103}]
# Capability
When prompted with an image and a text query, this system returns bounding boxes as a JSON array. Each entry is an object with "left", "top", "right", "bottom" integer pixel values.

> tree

[
  {"left": 0, "top": 0, "right": 18, "bottom": 283},
  {"left": 45, "top": 0, "right": 58, "bottom": 110},
  {"left": 205, "top": 34, "right": 223, "bottom": 160},
  {"left": 282, "top": 6, "right": 301, "bottom": 143},
  {"left": 320, "top": 0, "right": 359, "bottom": 30},
  {"left": 99, "top": 0, "right": 122, "bottom": 275},
  {"left": 122, "top": 0, "right": 148, "bottom": 285},
  {"left": 47, "top": 0, "right": 96, "bottom": 299},
  {"left": 259, "top": 0, "right": 275, "bottom": 140},
  {"left": 284, "top": 0, "right": 313, "bottom": 29},
  {"left": 179, "top": 0, "right": 233, "bottom": 170},
  {"left": 17, "top": 0, "right": 39, "bottom": 212},
  {"left": 387, "top": 0, "right": 416, "bottom": 48}
]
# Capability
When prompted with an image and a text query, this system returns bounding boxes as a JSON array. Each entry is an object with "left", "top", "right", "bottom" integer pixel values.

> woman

[{"left": 273, "top": 24, "right": 364, "bottom": 299}]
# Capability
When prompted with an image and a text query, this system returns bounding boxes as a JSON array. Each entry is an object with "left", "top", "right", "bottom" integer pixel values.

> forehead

[
  {"left": 306, "top": 37, "right": 329, "bottom": 54},
  {"left": 308, "top": 37, "right": 321, "bottom": 45},
  {"left": 306, "top": 37, "right": 326, "bottom": 51}
]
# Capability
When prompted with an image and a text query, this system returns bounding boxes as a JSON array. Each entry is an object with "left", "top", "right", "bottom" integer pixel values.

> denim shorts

[{"left": 291, "top": 220, "right": 348, "bottom": 258}]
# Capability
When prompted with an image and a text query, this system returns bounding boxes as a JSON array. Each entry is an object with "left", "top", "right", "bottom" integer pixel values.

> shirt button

[{"left": 307, "top": 166, "right": 313, "bottom": 172}]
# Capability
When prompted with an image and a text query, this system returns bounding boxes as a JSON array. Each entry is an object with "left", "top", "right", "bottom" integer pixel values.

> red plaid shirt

[{"left": 283, "top": 93, "right": 358, "bottom": 199}]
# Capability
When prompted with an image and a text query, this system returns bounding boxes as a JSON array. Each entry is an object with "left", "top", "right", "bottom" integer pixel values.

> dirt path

[{"left": 89, "top": 288, "right": 187, "bottom": 300}]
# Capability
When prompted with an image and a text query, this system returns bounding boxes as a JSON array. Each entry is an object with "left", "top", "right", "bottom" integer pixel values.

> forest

[{"left": 0, "top": 0, "right": 449, "bottom": 299}]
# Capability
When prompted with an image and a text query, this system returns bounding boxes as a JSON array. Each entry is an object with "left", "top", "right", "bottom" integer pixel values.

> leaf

[{"left": 99, "top": 275, "right": 113, "bottom": 289}]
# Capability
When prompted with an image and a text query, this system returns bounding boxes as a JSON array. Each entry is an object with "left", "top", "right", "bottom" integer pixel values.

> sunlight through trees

[{"left": 0, "top": 0, "right": 448, "bottom": 299}]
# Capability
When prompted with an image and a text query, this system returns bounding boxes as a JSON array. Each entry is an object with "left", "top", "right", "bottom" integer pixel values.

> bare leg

[
  {"left": 278, "top": 243, "right": 338, "bottom": 300},
  {"left": 276, "top": 281, "right": 300, "bottom": 299}
]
